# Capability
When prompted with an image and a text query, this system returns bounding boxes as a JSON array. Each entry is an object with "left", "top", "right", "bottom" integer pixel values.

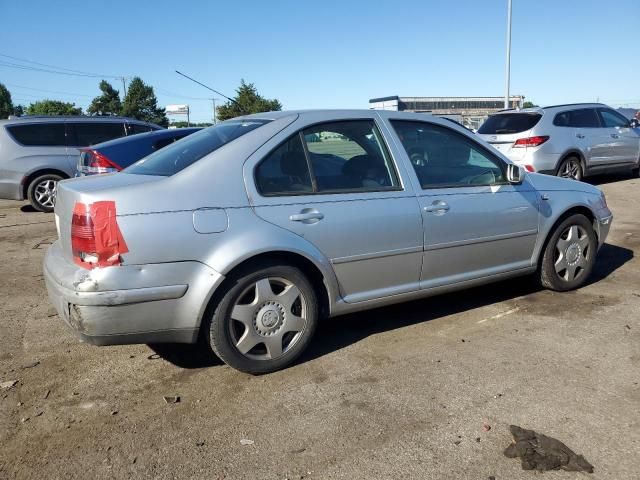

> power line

[
  {"left": 0, "top": 53, "right": 123, "bottom": 79},
  {"left": 5, "top": 82, "right": 95, "bottom": 98}
]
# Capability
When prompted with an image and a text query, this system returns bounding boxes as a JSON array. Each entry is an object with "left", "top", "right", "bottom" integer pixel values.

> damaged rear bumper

[{"left": 43, "top": 241, "right": 225, "bottom": 345}]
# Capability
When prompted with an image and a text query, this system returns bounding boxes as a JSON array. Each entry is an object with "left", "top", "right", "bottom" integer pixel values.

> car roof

[
  {"left": 89, "top": 127, "right": 201, "bottom": 150},
  {"left": 0, "top": 115, "right": 159, "bottom": 125}
]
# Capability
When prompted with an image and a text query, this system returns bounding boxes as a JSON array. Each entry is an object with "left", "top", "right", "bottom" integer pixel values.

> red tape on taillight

[
  {"left": 71, "top": 201, "right": 128, "bottom": 269},
  {"left": 513, "top": 136, "right": 550, "bottom": 148}
]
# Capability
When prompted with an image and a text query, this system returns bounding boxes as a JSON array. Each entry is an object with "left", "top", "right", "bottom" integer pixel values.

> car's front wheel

[
  {"left": 27, "top": 173, "right": 62, "bottom": 212},
  {"left": 556, "top": 156, "right": 583, "bottom": 181},
  {"left": 538, "top": 214, "right": 597, "bottom": 291},
  {"left": 206, "top": 264, "right": 318, "bottom": 374}
]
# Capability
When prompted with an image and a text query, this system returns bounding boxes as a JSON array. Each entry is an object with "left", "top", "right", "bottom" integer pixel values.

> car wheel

[
  {"left": 538, "top": 214, "right": 597, "bottom": 291},
  {"left": 556, "top": 156, "right": 583, "bottom": 181},
  {"left": 632, "top": 161, "right": 640, "bottom": 178},
  {"left": 207, "top": 264, "right": 318, "bottom": 374},
  {"left": 27, "top": 174, "right": 62, "bottom": 212}
]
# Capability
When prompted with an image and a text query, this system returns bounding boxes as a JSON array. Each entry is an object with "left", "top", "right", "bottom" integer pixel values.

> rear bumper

[
  {"left": 43, "top": 241, "right": 225, "bottom": 345},
  {"left": 0, "top": 172, "right": 24, "bottom": 200}
]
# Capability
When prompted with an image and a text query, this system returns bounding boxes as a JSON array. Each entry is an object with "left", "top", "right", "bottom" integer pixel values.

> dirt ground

[{"left": 0, "top": 174, "right": 638, "bottom": 480}]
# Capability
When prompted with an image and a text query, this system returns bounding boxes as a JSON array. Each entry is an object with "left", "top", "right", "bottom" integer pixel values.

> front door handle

[
  {"left": 424, "top": 201, "right": 450, "bottom": 214},
  {"left": 610, "top": 133, "right": 620, "bottom": 139},
  {"left": 576, "top": 133, "right": 585, "bottom": 139},
  {"left": 289, "top": 209, "right": 324, "bottom": 224}
]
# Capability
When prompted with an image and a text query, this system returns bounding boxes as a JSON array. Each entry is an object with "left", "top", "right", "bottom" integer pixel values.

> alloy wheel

[
  {"left": 554, "top": 224, "right": 590, "bottom": 282},
  {"left": 34, "top": 179, "right": 57, "bottom": 209},
  {"left": 559, "top": 159, "right": 581, "bottom": 180},
  {"left": 228, "top": 277, "right": 307, "bottom": 360}
]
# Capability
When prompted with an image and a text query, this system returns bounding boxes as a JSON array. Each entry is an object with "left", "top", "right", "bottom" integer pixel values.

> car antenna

[{"left": 175, "top": 70, "right": 247, "bottom": 115}]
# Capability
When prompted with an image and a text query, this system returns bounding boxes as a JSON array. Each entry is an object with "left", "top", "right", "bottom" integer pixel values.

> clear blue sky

[{"left": 1, "top": 0, "right": 638, "bottom": 122}]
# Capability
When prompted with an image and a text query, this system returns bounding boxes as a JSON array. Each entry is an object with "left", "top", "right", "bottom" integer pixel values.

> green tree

[
  {"left": 216, "top": 79, "right": 282, "bottom": 121},
  {"left": 0, "top": 83, "right": 14, "bottom": 119},
  {"left": 87, "top": 80, "right": 122, "bottom": 116},
  {"left": 26, "top": 99, "right": 82, "bottom": 116},
  {"left": 523, "top": 101, "right": 537, "bottom": 108},
  {"left": 13, "top": 104, "right": 24, "bottom": 116},
  {"left": 122, "top": 77, "right": 168, "bottom": 127}
]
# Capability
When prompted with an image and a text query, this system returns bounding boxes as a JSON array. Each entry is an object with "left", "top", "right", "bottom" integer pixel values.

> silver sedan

[{"left": 44, "top": 110, "right": 613, "bottom": 373}]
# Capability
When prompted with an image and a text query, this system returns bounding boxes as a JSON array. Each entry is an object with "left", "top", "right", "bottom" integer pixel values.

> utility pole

[
  {"left": 504, "top": 0, "right": 512, "bottom": 109},
  {"left": 212, "top": 97, "right": 217, "bottom": 124},
  {"left": 121, "top": 76, "right": 128, "bottom": 101}
]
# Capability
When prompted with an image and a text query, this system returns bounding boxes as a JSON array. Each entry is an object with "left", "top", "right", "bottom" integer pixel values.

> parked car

[
  {"left": 77, "top": 128, "right": 201, "bottom": 176},
  {"left": 44, "top": 110, "right": 612, "bottom": 374},
  {"left": 477, "top": 103, "right": 640, "bottom": 181},
  {"left": 0, "top": 116, "right": 162, "bottom": 212}
]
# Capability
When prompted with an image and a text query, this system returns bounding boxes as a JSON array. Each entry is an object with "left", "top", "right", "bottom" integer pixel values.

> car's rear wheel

[
  {"left": 556, "top": 156, "right": 583, "bottom": 181},
  {"left": 538, "top": 214, "right": 597, "bottom": 291},
  {"left": 206, "top": 264, "right": 318, "bottom": 374},
  {"left": 27, "top": 174, "right": 62, "bottom": 212},
  {"left": 631, "top": 160, "right": 640, "bottom": 178}
]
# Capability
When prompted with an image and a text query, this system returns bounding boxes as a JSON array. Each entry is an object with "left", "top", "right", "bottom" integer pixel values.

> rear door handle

[
  {"left": 576, "top": 133, "right": 585, "bottom": 139},
  {"left": 610, "top": 133, "right": 620, "bottom": 139},
  {"left": 423, "top": 201, "right": 450, "bottom": 214},
  {"left": 289, "top": 210, "right": 324, "bottom": 223}
]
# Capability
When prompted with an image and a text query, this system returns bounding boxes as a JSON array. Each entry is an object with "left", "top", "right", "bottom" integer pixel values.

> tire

[
  {"left": 632, "top": 161, "right": 640, "bottom": 178},
  {"left": 556, "top": 156, "right": 583, "bottom": 181},
  {"left": 206, "top": 264, "right": 318, "bottom": 374},
  {"left": 27, "top": 174, "right": 62, "bottom": 212},
  {"left": 538, "top": 214, "right": 597, "bottom": 291}
]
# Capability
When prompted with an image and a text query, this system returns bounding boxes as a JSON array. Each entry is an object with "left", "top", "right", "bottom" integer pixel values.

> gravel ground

[{"left": 0, "top": 174, "right": 638, "bottom": 479}]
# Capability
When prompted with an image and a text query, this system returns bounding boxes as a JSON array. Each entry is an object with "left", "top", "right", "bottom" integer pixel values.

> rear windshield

[
  {"left": 478, "top": 113, "right": 542, "bottom": 135},
  {"left": 124, "top": 120, "right": 270, "bottom": 176}
]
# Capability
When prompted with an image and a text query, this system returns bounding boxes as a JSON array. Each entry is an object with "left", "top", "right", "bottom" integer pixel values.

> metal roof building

[{"left": 369, "top": 95, "right": 525, "bottom": 130}]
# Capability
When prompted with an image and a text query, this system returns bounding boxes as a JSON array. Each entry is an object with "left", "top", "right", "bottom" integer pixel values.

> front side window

[
  {"left": 68, "top": 122, "right": 126, "bottom": 146},
  {"left": 126, "top": 120, "right": 269, "bottom": 176},
  {"left": 391, "top": 120, "right": 506, "bottom": 189},
  {"left": 598, "top": 109, "right": 630, "bottom": 128},
  {"left": 126, "top": 123, "right": 155, "bottom": 135},
  {"left": 255, "top": 120, "right": 400, "bottom": 196},
  {"left": 7, "top": 123, "right": 66, "bottom": 146}
]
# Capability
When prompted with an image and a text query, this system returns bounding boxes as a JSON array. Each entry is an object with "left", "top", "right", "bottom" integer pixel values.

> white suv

[{"left": 477, "top": 103, "right": 640, "bottom": 181}]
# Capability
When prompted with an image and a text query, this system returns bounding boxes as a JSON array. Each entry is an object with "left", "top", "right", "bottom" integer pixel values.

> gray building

[{"left": 369, "top": 95, "right": 525, "bottom": 130}]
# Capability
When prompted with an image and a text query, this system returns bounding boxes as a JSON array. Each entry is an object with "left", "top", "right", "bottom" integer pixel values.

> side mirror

[{"left": 507, "top": 163, "right": 524, "bottom": 184}]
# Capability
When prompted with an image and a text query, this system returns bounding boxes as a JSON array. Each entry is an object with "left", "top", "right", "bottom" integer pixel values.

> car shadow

[
  {"left": 149, "top": 242, "right": 633, "bottom": 370},
  {"left": 586, "top": 171, "right": 637, "bottom": 186},
  {"left": 20, "top": 205, "right": 39, "bottom": 213}
]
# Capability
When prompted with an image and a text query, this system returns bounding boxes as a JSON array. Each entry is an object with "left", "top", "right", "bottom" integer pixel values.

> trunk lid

[
  {"left": 54, "top": 174, "right": 163, "bottom": 262},
  {"left": 477, "top": 111, "right": 543, "bottom": 160}
]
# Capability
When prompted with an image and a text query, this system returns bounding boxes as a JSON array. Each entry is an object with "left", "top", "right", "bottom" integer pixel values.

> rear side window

[
  {"left": 255, "top": 134, "right": 312, "bottom": 195},
  {"left": 255, "top": 120, "right": 400, "bottom": 196},
  {"left": 7, "top": 123, "right": 66, "bottom": 146},
  {"left": 126, "top": 123, "right": 155, "bottom": 135},
  {"left": 68, "top": 122, "right": 126, "bottom": 146},
  {"left": 125, "top": 120, "right": 269, "bottom": 176},
  {"left": 152, "top": 134, "right": 188, "bottom": 151},
  {"left": 477, "top": 113, "right": 541, "bottom": 134},
  {"left": 554, "top": 109, "right": 600, "bottom": 128}
]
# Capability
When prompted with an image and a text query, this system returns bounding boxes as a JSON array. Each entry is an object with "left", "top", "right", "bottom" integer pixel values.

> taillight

[
  {"left": 513, "top": 136, "right": 549, "bottom": 148},
  {"left": 524, "top": 165, "right": 536, "bottom": 172},
  {"left": 71, "top": 201, "right": 128, "bottom": 269},
  {"left": 78, "top": 149, "right": 122, "bottom": 175}
]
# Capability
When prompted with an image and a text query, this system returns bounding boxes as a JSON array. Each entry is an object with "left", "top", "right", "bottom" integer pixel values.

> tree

[
  {"left": 523, "top": 101, "right": 537, "bottom": 108},
  {"left": 0, "top": 83, "right": 14, "bottom": 119},
  {"left": 26, "top": 100, "right": 82, "bottom": 116},
  {"left": 87, "top": 80, "right": 122, "bottom": 116},
  {"left": 121, "top": 77, "right": 168, "bottom": 127},
  {"left": 216, "top": 79, "right": 282, "bottom": 121},
  {"left": 13, "top": 104, "right": 24, "bottom": 116}
]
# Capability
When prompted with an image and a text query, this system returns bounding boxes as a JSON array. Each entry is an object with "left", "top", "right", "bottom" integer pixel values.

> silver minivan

[
  {"left": 44, "top": 110, "right": 613, "bottom": 374},
  {"left": 477, "top": 103, "right": 640, "bottom": 181},
  {"left": 0, "top": 116, "right": 161, "bottom": 212}
]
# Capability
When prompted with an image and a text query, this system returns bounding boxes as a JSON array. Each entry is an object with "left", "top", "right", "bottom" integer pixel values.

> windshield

[
  {"left": 124, "top": 119, "right": 270, "bottom": 176},
  {"left": 478, "top": 113, "right": 542, "bottom": 135}
]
